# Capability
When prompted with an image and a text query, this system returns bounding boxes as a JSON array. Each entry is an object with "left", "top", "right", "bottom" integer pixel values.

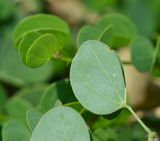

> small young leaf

[
  {"left": 30, "top": 106, "right": 90, "bottom": 141},
  {"left": 131, "top": 36, "right": 154, "bottom": 72},
  {"left": 26, "top": 109, "right": 43, "bottom": 132},
  {"left": 2, "top": 120, "right": 31, "bottom": 141},
  {"left": 26, "top": 34, "right": 57, "bottom": 68},
  {"left": 70, "top": 40, "right": 126, "bottom": 115}
]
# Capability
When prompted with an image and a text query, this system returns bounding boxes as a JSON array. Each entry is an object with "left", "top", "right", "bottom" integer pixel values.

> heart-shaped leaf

[
  {"left": 70, "top": 40, "right": 126, "bottom": 115},
  {"left": 30, "top": 106, "right": 90, "bottom": 141},
  {"left": 13, "top": 14, "right": 71, "bottom": 68},
  {"left": 131, "top": 36, "right": 154, "bottom": 72}
]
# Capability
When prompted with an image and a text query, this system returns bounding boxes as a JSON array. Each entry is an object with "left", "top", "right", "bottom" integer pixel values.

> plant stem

[
  {"left": 124, "top": 104, "right": 157, "bottom": 141},
  {"left": 52, "top": 52, "right": 72, "bottom": 64},
  {"left": 122, "top": 60, "right": 132, "bottom": 65}
]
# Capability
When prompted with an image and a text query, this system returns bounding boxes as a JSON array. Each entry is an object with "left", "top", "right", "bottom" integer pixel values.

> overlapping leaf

[
  {"left": 77, "top": 13, "right": 138, "bottom": 48},
  {"left": 2, "top": 120, "right": 31, "bottom": 141},
  {"left": 13, "top": 14, "right": 71, "bottom": 68},
  {"left": 131, "top": 36, "right": 154, "bottom": 72},
  {"left": 38, "top": 79, "right": 76, "bottom": 113},
  {"left": 70, "top": 40, "right": 126, "bottom": 115},
  {"left": 30, "top": 106, "right": 90, "bottom": 141},
  {"left": 26, "top": 109, "right": 43, "bottom": 132}
]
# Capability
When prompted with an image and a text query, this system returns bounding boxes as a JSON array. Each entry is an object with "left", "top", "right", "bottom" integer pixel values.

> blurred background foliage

[{"left": 0, "top": 0, "right": 160, "bottom": 141}]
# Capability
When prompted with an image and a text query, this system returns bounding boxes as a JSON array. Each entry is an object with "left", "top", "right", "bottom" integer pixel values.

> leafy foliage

[
  {"left": 13, "top": 14, "right": 71, "bottom": 68},
  {"left": 77, "top": 13, "right": 138, "bottom": 48},
  {"left": 1, "top": 1, "right": 160, "bottom": 141}
]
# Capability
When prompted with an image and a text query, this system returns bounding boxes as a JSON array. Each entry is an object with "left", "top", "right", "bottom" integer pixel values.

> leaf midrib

[{"left": 89, "top": 46, "right": 124, "bottom": 103}]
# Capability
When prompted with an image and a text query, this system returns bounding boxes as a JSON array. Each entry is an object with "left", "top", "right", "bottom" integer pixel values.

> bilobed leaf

[
  {"left": 77, "top": 13, "right": 137, "bottom": 48},
  {"left": 26, "top": 109, "right": 43, "bottom": 132},
  {"left": 13, "top": 14, "right": 71, "bottom": 68},
  {"left": 2, "top": 120, "right": 31, "bottom": 141},
  {"left": 131, "top": 36, "right": 154, "bottom": 72},
  {"left": 70, "top": 40, "right": 126, "bottom": 115},
  {"left": 30, "top": 106, "right": 90, "bottom": 141}
]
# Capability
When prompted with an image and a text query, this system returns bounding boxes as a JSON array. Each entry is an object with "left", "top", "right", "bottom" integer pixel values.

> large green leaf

[
  {"left": 30, "top": 106, "right": 90, "bottom": 141},
  {"left": 13, "top": 14, "right": 71, "bottom": 68},
  {"left": 2, "top": 120, "right": 31, "bottom": 141},
  {"left": 70, "top": 40, "right": 126, "bottom": 115},
  {"left": 131, "top": 36, "right": 154, "bottom": 72},
  {"left": 77, "top": 13, "right": 138, "bottom": 48}
]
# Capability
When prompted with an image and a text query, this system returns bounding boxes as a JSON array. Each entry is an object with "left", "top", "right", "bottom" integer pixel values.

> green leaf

[
  {"left": 0, "top": 0, "right": 14, "bottom": 21},
  {"left": 13, "top": 14, "right": 71, "bottom": 68},
  {"left": 93, "top": 127, "right": 117, "bottom": 141},
  {"left": 92, "top": 124, "right": 145, "bottom": 141},
  {"left": 26, "top": 34, "right": 57, "bottom": 68},
  {"left": 77, "top": 26, "right": 101, "bottom": 48},
  {"left": 38, "top": 79, "right": 76, "bottom": 113},
  {"left": 5, "top": 98, "right": 33, "bottom": 124},
  {"left": 30, "top": 106, "right": 90, "bottom": 141},
  {"left": 15, "top": 84, "right": 47, "bottom": 107},
  {"left": 0, "top": 27, "right": 54, "bottom": 86},
  {"left": 131, "top": 36, "right": 154, "bottom": 72},
  {"left": 26, "top": 109, "right": 43, "bottom": 132},
  {"left": 2, "top": 120, "right": 30, "bottom": 141},
  {"left": 70, "top": 40, "right": 126, "bottom": 115},
  {"left": 65, "top": 101, "right": 84, "bottom": 113},
  {"left": 77, "top": 13, "right": 138, "bottom": 48}
]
